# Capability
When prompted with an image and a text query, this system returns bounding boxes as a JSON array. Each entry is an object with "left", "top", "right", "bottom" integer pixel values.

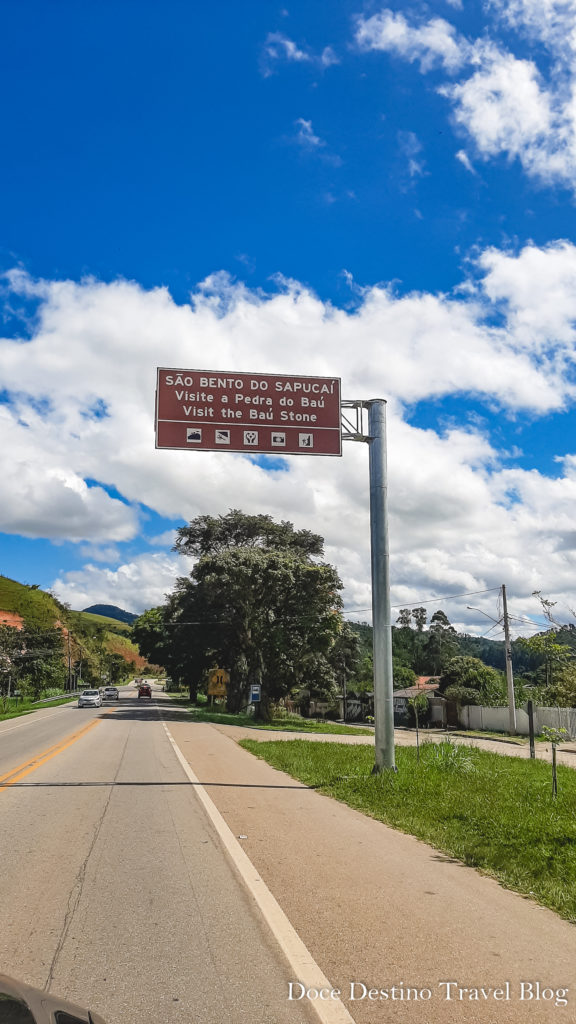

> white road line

[{"left": 162, "top": 721, "right": 356, "bottom": 1024}]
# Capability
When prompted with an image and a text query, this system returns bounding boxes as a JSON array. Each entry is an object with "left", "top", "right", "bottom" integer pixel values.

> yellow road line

[{"left": 0, "top": 712, "right": 116, "bottom": 792}]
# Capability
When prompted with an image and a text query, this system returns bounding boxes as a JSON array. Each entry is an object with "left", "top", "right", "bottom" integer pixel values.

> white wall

[{"left": 459, "top": 704, "right": 576, "bottom": 739}]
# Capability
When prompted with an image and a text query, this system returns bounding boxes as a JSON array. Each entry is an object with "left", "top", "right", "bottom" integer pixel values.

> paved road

[
  {"left": 0, "top": 682, "right": 317, "bottom": 1024},
  {"left": 170, "top": 717, "right": 576, "bottom": 1024}
]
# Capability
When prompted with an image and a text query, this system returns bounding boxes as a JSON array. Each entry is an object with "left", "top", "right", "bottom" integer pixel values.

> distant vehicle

[
  {"left": 138, "top": 682, "right": 152, "bottom": 699},
  {"left": 102, "top": 686, "right": 120, "bottom": 701},
  {"left": 78, "top": 689, "right": 103, "bottom": 708}
]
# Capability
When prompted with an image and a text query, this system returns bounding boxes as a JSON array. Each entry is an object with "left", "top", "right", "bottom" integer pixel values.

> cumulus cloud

[
  {"left": 52, "top": 552, "right": 187, "bottom": 615},
  {"left": 441, "top": 48, "right": 554, "bottom": 163},
  {"left": 355, "top": 10, "right": 469, "bottom": 72},
  {"left": 355, "top": 4, "right": 576, "bottom": 191},
  {"left": 2, "top": 248, "right": 576, "bottom": 622}
]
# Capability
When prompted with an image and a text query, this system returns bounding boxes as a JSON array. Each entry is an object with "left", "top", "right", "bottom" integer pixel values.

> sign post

[
  {"left": 367, "top": 401, "right": 395, "bottom": 772},
  {"left": 156, "top": 368, "right": 395, "bottom": 774}
]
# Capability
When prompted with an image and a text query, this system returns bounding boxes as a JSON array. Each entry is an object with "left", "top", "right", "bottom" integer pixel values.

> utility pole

[
  {"left": 501, "top": 584, "right": 517, "bottom": 734},
  {"left": 66, "top": 630, "right": 72, "bottom": 692},
  {"left": 368, "top": 401, "right": 396, "bottom": 772}
]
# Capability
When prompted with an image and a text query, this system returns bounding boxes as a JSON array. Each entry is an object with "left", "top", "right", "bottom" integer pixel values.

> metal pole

[
  {"left": 367, "top": 400, "right": 396, "bottom": 772},
  {"left": 501, "top": 584, "right": 517, "bottom": 734},
  {"left": 527, "top": 699, "right": 535, "bottom": 759}
]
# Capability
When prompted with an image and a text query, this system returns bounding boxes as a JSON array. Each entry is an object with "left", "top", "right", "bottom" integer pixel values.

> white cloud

[
  {"left": 455, "top": 149, "right": 478, "bottom": 174},
  {"left": 441, "top": 49, "right": 554, "bottom": 163},
  {"left": 292, "top": 119, "right": 343, "bottom": 165},
  {"left": 2, "top": 250, "right": 576, "bottom": 623},
  {"left": 397, "top": 130, "right": 427, "bottom": 179},
  {"left": 146, "top": 530, "right": 178, "bottom": 547},
  {"left": 294, "top": 118, "right": 325, "bottom": 148},
  {"left": 262, "top": 32, "right": 339, "bottom": 75},
  {"left": 52, "top": 552, "right": 187, "bottom": 614},
  {"left": 355, "top": 6, "right": 576, "bottom": 191},
  {"left": 320, "top": 46, "right": 339, "bottom": 68},
  {"left": 487, "top": 0, "right": 576, "bottom": 55},
  {"left": 264, "top": 32, "right": 310, "bottom": 64},
  {"left": 355, "top": 10, "right": 469, "bottom": 72}
]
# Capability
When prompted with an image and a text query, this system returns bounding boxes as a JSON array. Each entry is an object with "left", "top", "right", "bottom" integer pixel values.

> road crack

[{"left": 44, "top": 731, "right": 130, "bottom": 990}]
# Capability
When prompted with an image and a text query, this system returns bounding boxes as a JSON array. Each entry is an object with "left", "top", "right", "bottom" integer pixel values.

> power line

[{"left": 346, "top": 586, "right": 501, "bottom": 616}]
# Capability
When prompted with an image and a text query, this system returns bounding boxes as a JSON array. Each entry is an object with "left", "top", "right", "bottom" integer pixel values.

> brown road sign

[{"left": 155, "top": 368, "right": 342, "bottom": 456}]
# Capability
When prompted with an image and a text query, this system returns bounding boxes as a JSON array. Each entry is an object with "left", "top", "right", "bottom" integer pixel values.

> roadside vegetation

[
  {"left": 0, "top": 575, "right": 152, "bottom": 708},
  {"left": 134, "top": 510, "right": 361, "bottom": 722},
  {"left": 240, "top": 738, "right": 576, "bottom": 922},
  {"left": 0, "top": 694, "right": 76, "bottom": 722},
  {"left": 167, "top": 695, "right": 372, "bottom": 734}
]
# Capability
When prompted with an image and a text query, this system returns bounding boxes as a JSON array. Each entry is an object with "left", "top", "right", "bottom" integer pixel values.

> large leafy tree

[
  {"left": 140, "top": 510, "right": 355, "bottom": 720},
  {"left": 440, "top": 655, "right": 513, "bottom": 707},
  {"left": 0, "top": 622, "right": 65, "bottom": 701}
]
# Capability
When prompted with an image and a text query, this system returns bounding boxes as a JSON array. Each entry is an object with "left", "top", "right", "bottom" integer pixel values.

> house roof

[{"left": 393, "top": 683, "right": 441, "bottom": 698}]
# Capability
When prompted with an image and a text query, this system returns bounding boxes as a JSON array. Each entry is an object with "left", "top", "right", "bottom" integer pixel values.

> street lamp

[{"left": 467, "top": 593, "right": 516, "bottom": 734}]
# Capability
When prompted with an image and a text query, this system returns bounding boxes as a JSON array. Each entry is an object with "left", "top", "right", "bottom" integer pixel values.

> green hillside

[
  {"left": 0, "top": 575, "right": 64, "bottom": 627},
  {"left": 0, "top": 575, "right": 150, "bottom": 677},
  {"left": 71, "top": 610, "right": 132, "bottom": 634}
]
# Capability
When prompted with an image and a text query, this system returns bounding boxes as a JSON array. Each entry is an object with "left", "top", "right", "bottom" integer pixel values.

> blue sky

[{"left": 2, "top": 0, "right": 576, "bottom": 635}]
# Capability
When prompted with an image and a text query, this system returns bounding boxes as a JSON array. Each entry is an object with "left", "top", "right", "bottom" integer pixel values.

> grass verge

[
  {"left": 448, "top": 729, "right": 547, "bottom": 745},
  {"left": 0, "top": 696, "right": 76, "bottom": 722},
  {"left": 240, "top": 737, "right": 576, "bottom": 922},
  {"left": 167, "top": 698, "right": 372, "bottom": 735}
]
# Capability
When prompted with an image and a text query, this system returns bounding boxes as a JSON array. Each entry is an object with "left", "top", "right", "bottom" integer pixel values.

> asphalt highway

[{"left": 0, "top": 682, "right": 318, "bottom": 1024}]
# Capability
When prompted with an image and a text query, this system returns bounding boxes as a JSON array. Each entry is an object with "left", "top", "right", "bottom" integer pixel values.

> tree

[
  {"left": 408, "top": 690, "right": 429, "bottom": 760},
  {"left": 440, "top": 656, "right": 507, "bottom": 706},
  {"left": 424, "top": 611, "right": 459, "bottom": 675},
  {"left": 393, "top": 664, "right": 417, "bottom": 689},
  {"left": 174, "top": 509, "right": 324, "bottom": 559},
  {"left": 517, "top": 631, "right": 572, "bottom": 690},
  {"left": 149, "top": 511, "right": 354, "bottom": 721}
]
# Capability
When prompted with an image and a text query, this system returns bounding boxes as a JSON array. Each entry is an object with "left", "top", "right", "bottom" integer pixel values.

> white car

[{"left": 78, "top": 689, "right": 103, "bottom": 708}]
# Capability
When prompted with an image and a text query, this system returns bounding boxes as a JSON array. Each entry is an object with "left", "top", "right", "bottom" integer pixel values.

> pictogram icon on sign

[
  {"left": 187, "top": 428, "right": 202, "bottom": 443},
  {"left": 271, "top": 432, "right": 286, "bottom": 447},
  {"left": 215, "top": 429, "right": 231, "bottom": 444},
  {"left": 299, "top": 433, "right": 314, "bottom": 448},
  {"left": 244, "top": 431, "right": 259, "bottom": 446}
]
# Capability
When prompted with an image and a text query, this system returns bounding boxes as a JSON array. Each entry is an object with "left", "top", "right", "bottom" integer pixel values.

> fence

[{"left": 459, "top": 704, "right": 576, "bottom": 740}]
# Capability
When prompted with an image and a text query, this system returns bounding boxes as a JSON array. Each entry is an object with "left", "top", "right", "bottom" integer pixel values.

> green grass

[
  {"left": 240, "top": 737, "right": 576, "bottom": 922},
  {"left": 0, "top": 696, "right": 76, "bottom": 722},
  {"left": 71, "top": 610, "right": 132, "bottom": 633},
  {"left": 0, "top": 575, "right": 62, "bottom": 628},
  {"left": 167, "top": 698, "right": 372, "bottom": 734},
  {"left": 449, "top": 729, "right": 549, "bottom": 744}
]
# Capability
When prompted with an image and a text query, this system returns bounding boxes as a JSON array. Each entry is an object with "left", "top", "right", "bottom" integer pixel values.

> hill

[
  {"left": 0, "top": 575, "right": 63, "bottom": 628},
  {"left": 73, "top": 610, "right": 132, "bottom": 635},
  {"left": 83, "top": 604, "right": 137, "bottom": 624},
  {"left": 0, "top": 575, "right": 152, "bottom": 677}
]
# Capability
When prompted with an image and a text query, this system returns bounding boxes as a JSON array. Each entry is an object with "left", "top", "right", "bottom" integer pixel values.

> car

[
  {"left": 78, "top": 689, "right": 103, "bottom": 708},
  {"left": 138, "top": 683, "right": 152, "bottom": 699},
  {"left": 102, "top": 686, "right": 120, "bottom": 701}
]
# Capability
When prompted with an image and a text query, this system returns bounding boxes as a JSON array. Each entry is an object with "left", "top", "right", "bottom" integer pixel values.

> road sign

[
  {"left": 250, "top": 684, "right": 261, "bottom": 703},
  {"left": 155, "top": 368, "right": 342, "bottom": 456},
  {"left": 207, "top": 667, "right": 229, "bottom": 696}
]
